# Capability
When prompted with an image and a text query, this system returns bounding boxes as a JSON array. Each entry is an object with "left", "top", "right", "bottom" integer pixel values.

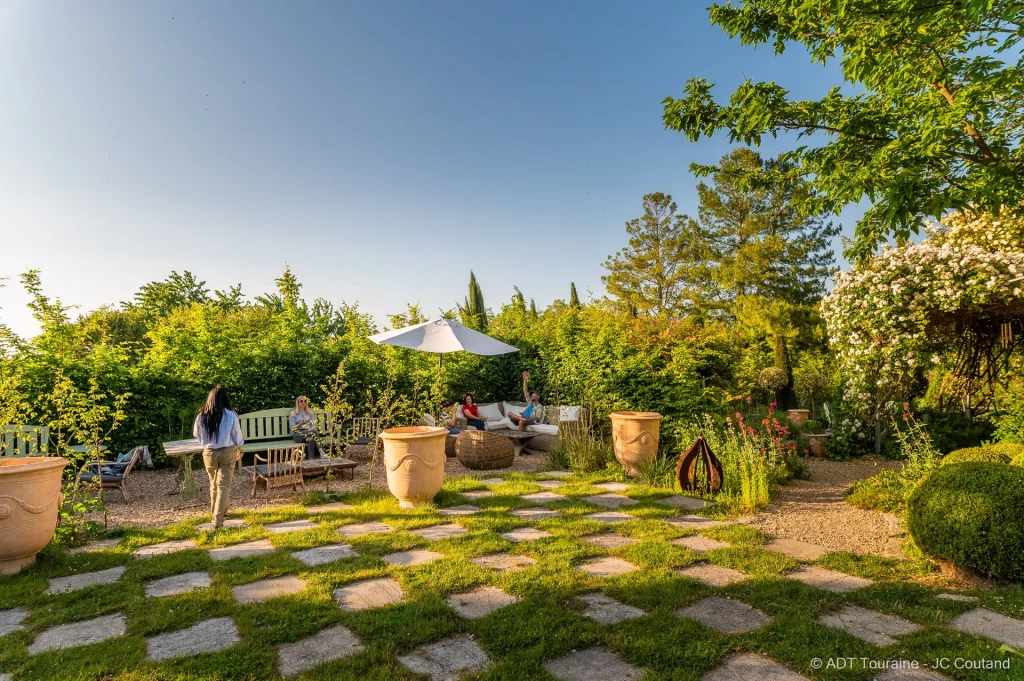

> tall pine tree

[
  {"left": 569, "top": 283, "right": 581, "bottom": 309},
  {"left": 458, "top": 271, "right": 488, "bottom": 330}
]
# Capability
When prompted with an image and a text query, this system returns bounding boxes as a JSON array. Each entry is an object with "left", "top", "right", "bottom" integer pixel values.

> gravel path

[{"left": 745, "top": 458, "right": 906, "bottom": 557}]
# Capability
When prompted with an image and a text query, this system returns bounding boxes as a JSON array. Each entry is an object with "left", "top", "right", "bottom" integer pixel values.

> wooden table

[
  {"left": 487, "top": 429, "right": 539, "bottom": 456},
  {"left": 162, "top": 439, "right": 206, "bottom": 497}
]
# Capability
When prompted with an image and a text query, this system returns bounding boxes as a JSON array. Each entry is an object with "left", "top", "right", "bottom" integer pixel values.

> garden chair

[
  {"left": 251, "top": 445, "right": 305, "bottom": 497},
  {"left": 344, "top": 417, "right": 381, "bottom": 460},
  {"left": 77, "top": 446, "right": 143, "bottom": 503}
]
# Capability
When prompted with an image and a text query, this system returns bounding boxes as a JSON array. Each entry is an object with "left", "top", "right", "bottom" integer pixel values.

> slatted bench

[{"left": 237, "top": 408, "right": 357, "bottom": 481}]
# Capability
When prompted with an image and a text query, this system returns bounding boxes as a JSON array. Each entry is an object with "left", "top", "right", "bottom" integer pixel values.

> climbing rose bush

[{"left": 821, "top": 210, "right": 1024, "bottom": 418}]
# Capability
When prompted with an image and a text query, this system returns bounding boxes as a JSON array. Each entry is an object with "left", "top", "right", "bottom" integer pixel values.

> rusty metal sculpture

[{"left": 676, "top": 435, "right": 723, "bottom": 494}]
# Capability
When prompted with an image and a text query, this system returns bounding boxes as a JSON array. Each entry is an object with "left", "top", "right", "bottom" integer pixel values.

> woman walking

[{"left": 194, "top": 386, "right": 244, "bottom": 530}]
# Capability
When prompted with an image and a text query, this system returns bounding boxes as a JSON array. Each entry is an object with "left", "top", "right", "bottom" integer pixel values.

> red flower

[
  {"left": 903, "top": 403, "right": 909, "bottom": 411},
  {"left": 762, "top": 418, "right": 770, "bottom": 425},
  {"left": 771, "top": 401, "right": 778, "bottom": 407}
]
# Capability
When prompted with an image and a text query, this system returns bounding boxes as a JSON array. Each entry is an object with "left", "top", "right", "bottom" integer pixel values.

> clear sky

[{"left": 0, "top": 0, "right": 856, "bottom": 339}]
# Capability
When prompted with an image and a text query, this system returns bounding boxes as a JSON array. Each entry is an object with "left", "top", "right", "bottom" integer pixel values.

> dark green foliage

[
  {"left": 941, "top": 444, "right": 1022, "bottom": 466},
  {"left": 458, "top": 270, "right": 488, "bottom": 330},
  {"left": 918, "top": 409, "right": 994, "bottom": 454},
  {"left": 846, "top": 469, "right": 910, "bottom": 514},
  {"left": 907, "top": 462, "right": 1024, "bottom": 579},
  {"left": 568, "top": 282, "right": 580, "bottom": 309}
]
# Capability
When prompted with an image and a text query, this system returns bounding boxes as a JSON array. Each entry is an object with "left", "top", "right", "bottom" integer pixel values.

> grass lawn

[{"left": 1, "top": 470, "right": 1021, "bottom": 680}]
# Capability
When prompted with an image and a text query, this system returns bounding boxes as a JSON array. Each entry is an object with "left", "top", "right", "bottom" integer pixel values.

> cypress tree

[{"left": 569, "top": 282, "right": 581, "bottom": 308}]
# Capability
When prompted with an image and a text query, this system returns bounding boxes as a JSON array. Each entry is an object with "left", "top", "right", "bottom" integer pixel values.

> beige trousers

[{"left": 203, "top": 445, "right": 237, "bottom": 528}]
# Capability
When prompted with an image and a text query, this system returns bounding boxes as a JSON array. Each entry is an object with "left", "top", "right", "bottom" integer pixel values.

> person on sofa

[
  {"left": 456, "top": 393, "right": 487, "bottom": 431},
  {"left": 507, "top": 371, "right": 544, "bottom": 432}
]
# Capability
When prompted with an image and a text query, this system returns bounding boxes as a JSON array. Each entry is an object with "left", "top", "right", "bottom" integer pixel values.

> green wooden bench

[
  {"left": 237, "top": 409, "right": 357, "bottom": 480},
  {"left": 1, "top": 425, "right": 49, "bottom": 458}
]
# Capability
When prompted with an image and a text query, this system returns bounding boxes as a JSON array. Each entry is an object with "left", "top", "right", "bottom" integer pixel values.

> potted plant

[
  {"left": 786, "top": 409, "right": 810, "bottom": 427},
  {"left": 0, "top": 456, "right": 68, "bottom": 574},
  {"left": 802, "top": 419, "right": 830, "bottom": 458},
  {"left": 379, "top": 426, "right": 447, "bottom": 509},
  {"left": 609, "top": 411, "right": 662, "bottom": 477}
]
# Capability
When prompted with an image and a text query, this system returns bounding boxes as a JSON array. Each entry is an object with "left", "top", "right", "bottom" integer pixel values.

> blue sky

[{"left": 0, "top": 1, "right": 855, "bottom": 338}]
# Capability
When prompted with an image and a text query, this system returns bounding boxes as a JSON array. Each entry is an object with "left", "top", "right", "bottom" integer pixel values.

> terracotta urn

[
  {"left": 379, "top": 426, "right": 447, "bottom": 509},
  {"left": 786, "top": 409, "right": 810, "bottom": 427},
  {"left": 609, "top": 411, "right": 662, "bottom": 477},
  {"left": 0, "top": 456, "right": 68, "bottom": 574},
  {"left": 808, "top": 433, "right": 831, "bottom": 458}
]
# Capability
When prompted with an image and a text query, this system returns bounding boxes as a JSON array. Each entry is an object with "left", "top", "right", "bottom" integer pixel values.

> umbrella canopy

[{"left": 369, "top": 318, "right": 518, "bottom": 356}]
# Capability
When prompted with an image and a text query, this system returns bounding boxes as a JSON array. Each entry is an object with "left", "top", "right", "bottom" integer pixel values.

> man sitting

[{"left": 507, "top": 371, "right": 544, "bottom": 432}]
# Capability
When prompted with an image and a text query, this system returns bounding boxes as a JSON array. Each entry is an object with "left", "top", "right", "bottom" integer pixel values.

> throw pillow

[
  {"left": 477, "top": 402, "right": 503, "bottom": 422},
  {"left": 559, "top": 406, "right": 581, "bottom": 422},
  {"left": 503, "top": 402, "right": 525, "bottom": 418}
]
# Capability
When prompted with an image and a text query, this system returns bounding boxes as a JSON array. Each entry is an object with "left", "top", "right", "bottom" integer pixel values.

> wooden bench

[
  {"left": 236, "top": 408, "right": 357, "bottom": 480},
  {"left": 1, "top": 425, "right": 49, "bottom": 458}
]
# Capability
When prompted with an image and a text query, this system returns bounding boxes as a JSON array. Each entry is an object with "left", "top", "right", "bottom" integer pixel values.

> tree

[
  {"left": 602, "top": 193, "right": 710, "bottom": 317},
  {"left": 569, "top": 283, "right": 581, "bottom": 309},
  {"left": 458, "top": 271, "right": 488, "bottom": 329},
  {"left": 128, "top": 271, "right": 209, "bottom": 316},
  {"left": 662, "top": 0, "right": 1024, "bottom": 261}
]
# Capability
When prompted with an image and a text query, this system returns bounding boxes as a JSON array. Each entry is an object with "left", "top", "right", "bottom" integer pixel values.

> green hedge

[
  {"left": 940, "top": 443, "right": 1024, "bottom": 466},
  {"left": 907, "top": 462, "right": 1024, "bottom": 579}
]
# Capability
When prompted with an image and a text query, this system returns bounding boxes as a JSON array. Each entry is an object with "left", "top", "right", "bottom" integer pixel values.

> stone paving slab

[
  {"left": 447, "top": 586, "right": 520, "bottom": 619},
  {"left": 544, "top": 647, "right": 644, "bottom": 681},
  {"left": 480, "top": 478, "right": 504, "bottom": 485},
  {"left": 134, "top": 539, "right": 200, "bottom": 559},
  {"left": 398, "top": 635, "right": 490, "bottom": 681},
  {"left": 233, "top": 575, "right": 308, "bottom": 604},
  {"left": 412, "top": 524, "right": 468, "bottom": 540},
  {"left": 470, "top": 553, "right": 537, "bottom": 573},
  {"left": 585, "top": 533, "right": 639, "bottom": 550},
  {"left": 147, "top": 617, "right": 240, "bottom": 661},
  {"left": 665, "top": 515, "right": 725, "bottom": 529},
  {"left": 578, "top": 592, "right": 645, "bottom": 624},
  {"left": 678, "top": 596, "right": 771, "bottom": 634},
  {"left": 28, "top": 613, "right": 127, "bottom": 654},
  {"left": 460, "top": 489, "right": 495, "bottom": 500},
  {"left": 818, "top": 605, "right": 922, "bottom": 646},
  {"left": 335, "top": 577, "right": 405, "bottom": 611},
  {"left": 304, "top": 501, "right": 354, "bottom": 514},
  {"left": 763, "top": 537, "right": 827, "bottom": 561},
  {"left": 292, "top": 544, "right": 359, "bottom": 567},
  {"left": 677, "top": 563, "right": 748, "bottom": 587},
  {"left": 935, "top": 593, "right": 978, "bottom": 602},
  {"left": 382, "top": 549, "right": 444, "bottom": 567},
  {"left": 875, "top": 665, "right": 951, "bottom": 681},
  {"left": 277, "top": 624, "right": 364, "bottom": 678},
  {"left": 511, "top": 507, "right": 561, "bottom": 520},
  {"left": 534, "top": 480, "right": 563, "bottom": 489},
  {"left": 209, "top": 539, "right": 276, "bottom": 561},
  {"left": 585, "top": 493, "right": 638, "bottom": 508},
  {"left": 47, "top": 566, "right": 126, "bottom": 594},
  {"left": 68, "top": 538, "right": 121, "bottom": 554},
  {"left": 786, "top": 566, "right": 872, "bottom": 593},
  {"left": 577, "top": 557, "right": 639, "bottom": 578},
  {"left": 703, "top": 653, "right": 808, "bottom": 681},
  {"left": 672, "top": 536, "right": 730, "bottom": 553},
  {"left": 594, "top": 481, "right": 630, "bottom": 492},
  {"left": 542, "top": 471, "right": 572, "bottom": 478},
  {"left": 195, "top": 518, "right": 247, "bottom": 532},
  {"left": 949, "top": 607, "right": 1024, "bottom": 647},
  {"left": 337, "top": 520, "right": 394, "bottom": 537},
  {"left": 265, "top": 519, "right": 320, "bottom": 534},
  {"left": 584, "top": 511, "right": 635, "bottom": 524},
  {"left": 522, "top": 491, "right": 567, "bottom": 503},
  {"left": 502, "top": 527, "right": 553, "bottom": 542},
  {"left": 437, "top": 505, "right": 482, "bottom": 517},
  {"left": 0, "top": 608, "right": 28, "bottom": 637},
  {"left": 658, "top": 495, "right": 714, "bottom": 510},
  {"left": 145, "top": 571, "right": 212, "bottom": 598}
]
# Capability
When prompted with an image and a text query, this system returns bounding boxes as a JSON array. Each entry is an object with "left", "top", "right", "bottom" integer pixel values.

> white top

[{"left": 193, "top": 410, "right": 244, "bottom": 449}]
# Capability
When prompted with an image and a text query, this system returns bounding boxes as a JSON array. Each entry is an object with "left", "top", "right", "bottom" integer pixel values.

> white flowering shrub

[{"left": 822, "top": 210, "right": 1024, "bottom": 418}]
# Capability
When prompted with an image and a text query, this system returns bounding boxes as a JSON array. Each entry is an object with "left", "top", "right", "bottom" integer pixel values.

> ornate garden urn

[
  {"left": 0, "top": 457, "right": 68, "bottom": 574},
  {"left": 379, "top": 426, "right": 447, "bottom": 509},
  {"left": 609, "top": 411, "right": 662, "bottom": 477},
  {"left": 786, "top": 409, "right": 810, "bottom": 427}
]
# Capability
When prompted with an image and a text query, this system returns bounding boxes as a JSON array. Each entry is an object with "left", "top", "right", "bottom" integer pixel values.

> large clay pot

[
  {"left": 379, "top": 426, "right": 447, "bottom": 509},
  {"left": 786, "top": 409, "right": 810, "bottom": 427},
  {"left": 609, "top": 411, "right": 662, "bottom": 477},
  {"left": 808, "top": 433, "right": 831, "bottom": 458},
  {"left": 0, "top": 457, "right": 68, "bottom": 574}
]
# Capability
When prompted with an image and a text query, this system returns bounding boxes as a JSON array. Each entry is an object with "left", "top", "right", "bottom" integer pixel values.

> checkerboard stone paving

[
  {"left": 28, "top": 613, "right": 127, "bottom": 654},
  {"left": 585, "top": 533, "right": 639, "bottom": 549},
  {"left": 412, "top": 523, "right": 468, "bottom": 540},
  {"left": 265, "top": 519, "right": 319, "bottom": 534},
  {"left": 383, "top": 549, "right": 444, "bottom": 566},
  {"left": 594, "top": 481, "right": 630, "bottom": 492},
  {"left": 47, "top": 565, "right": 126, "bottom": 594},
  {"left": 511, "top": 506, "right": 560, "bottom": 519},
  {"left": 460, "top": 489, "right": 495, "bottom": 500},
  {"left": 934, "top": 593, "right": 978, "bottom": 602},
  {"left": 232, "top": 575, "right": 308, "bottom": 604},
  {"left": 145, "top": 571, "right": 212, "bottom": 598},
  {"left": 0, "top": 608, "right": 28, "bottom": 638},
  {"left": 480, "top": 477, "right": 504, "bottom": 485},
  {"left": 437, "top": 504, "right": 482, "bottom": 517},
  {"left": 542, "top": 470, "right": 572, "bottom": 478},
  {"left": 786, "top": 565, "right": 872, "bottom": 593},
  {"left": 762, "top": 537, "right": 827, "bottom": 561},
  {"left": 447, "top": 585, "right": 520, "bottom": 619},
  {"left": 678, "top": 596, "right": 772, "bottom": 634},
  {"left": 209, "top": 539, "right": 276, "bottom": 561},
  {"left": 658, "top": 495, "right": 714, "bottom": 510},
  {"left": 292, "top": 543, "right": 359, "bottom": 567},
  {"left": 578, "top": 592, "right": 645, "bottom": 624},
  {"left": 544, "top": 647, "right": 644, "bottom": 681},
  {"left": 876, "top": 666, "right": 951, "bottom": 681},
  {"left": 678, "top": 563, "right": 748, "bottom": 587},
  {"left": 276, "top": 624, "right": 364, "bottom": 678},
  {"left": 672, "top": 536, "right": 730, "bottom": 553},
  {"left": 534, "top": 480, "right": 563, "bottom": 489},
  {"left": 337, "top": 520, "right": 394, "bottom": 537},
  {"left": 665, "top": 515, "right": 725, "bottom": 529},
  {"left": 68, "top": 538, "right": 121, "bottom": 554},
  {"left": 335, "top": 577, "right": 405, "bottom": 611},
  {"left": 501, "top": 527, "right": 553, "bottom": 542},
  {"left": 470, "top": 553, "right": 537, "bottom": 573},
  {"left": 398, "top": 635, "right": 490, "bottom": 681},
  {"left": 304, "top": 501, "right": 354, "bottom": 514},
  {"left": 584, "top": 511, "right": 635, "bottom": 524},
  {"left": 818, "top": 605, "right": 922, "bottom": 646},
  {"left": 585, "top": 493, "right": 638, "bottom": 508},
  {"left": 134, "top": 539, "right": 200, "bottom": 559},
  {"left": 521, "top": 491, "right": 567, "bottom": 503},
  {"left": 146, "top": 617, "right": 240, "bottom": 661},
  {"left": 195, "top": 517, "right": 247, "bottom": 532},
  {"left": 577, "top": 557, "right": 639, "bottom": 577},
  {"left": 703, "top": 653, "right": 808, "bottom": 681},
  {"left": 949, "top": 607, "right": 1024, "bottom": 647}
]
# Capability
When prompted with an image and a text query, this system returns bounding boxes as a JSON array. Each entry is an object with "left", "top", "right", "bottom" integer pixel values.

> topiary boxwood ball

[
  {"left": 940, "top": 444, "right": 1018, "bottom": 466},
  {"left": 907, "top": 462, "right": 1024, "bottom": 579}
]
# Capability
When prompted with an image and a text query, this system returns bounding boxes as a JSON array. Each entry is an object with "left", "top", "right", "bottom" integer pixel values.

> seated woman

[
  {"left": 507, "top": 371, "right": 544, "bottom": 433},
  {"left": 289, "top": 395, "right": 324, "bottom": 459},
  {"left": 456, "top": 393, "right": 487, "bottom": 431}
]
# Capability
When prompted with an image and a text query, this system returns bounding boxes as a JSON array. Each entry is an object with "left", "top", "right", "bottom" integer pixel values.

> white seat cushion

[
  {"left": 419, "top": 413, "right": 437, "bottom": 427},
  {"left": 559, "top": 406, "right": 581, "bottom": 422},
  {"left": 484, "top": 417, "right": 514, "bottom": 431},
  {"left": 503, "top": 402, "right": 525, "bottom": 418},
  {"left": 526, "top": 423, "right": 559, "bottom": 436},
  {"left": 477, "top": 402, "right": 503, "bottom": 422}
]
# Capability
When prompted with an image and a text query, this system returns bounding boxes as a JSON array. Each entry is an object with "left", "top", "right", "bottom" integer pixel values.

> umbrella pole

[{"left": 437, "top": 353, "right": 443, "bottom": 423}]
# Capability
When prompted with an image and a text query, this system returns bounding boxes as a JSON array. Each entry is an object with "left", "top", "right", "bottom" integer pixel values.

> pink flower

[{"left": 771, "top": 401, "right": 777, "bottom": 407}]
